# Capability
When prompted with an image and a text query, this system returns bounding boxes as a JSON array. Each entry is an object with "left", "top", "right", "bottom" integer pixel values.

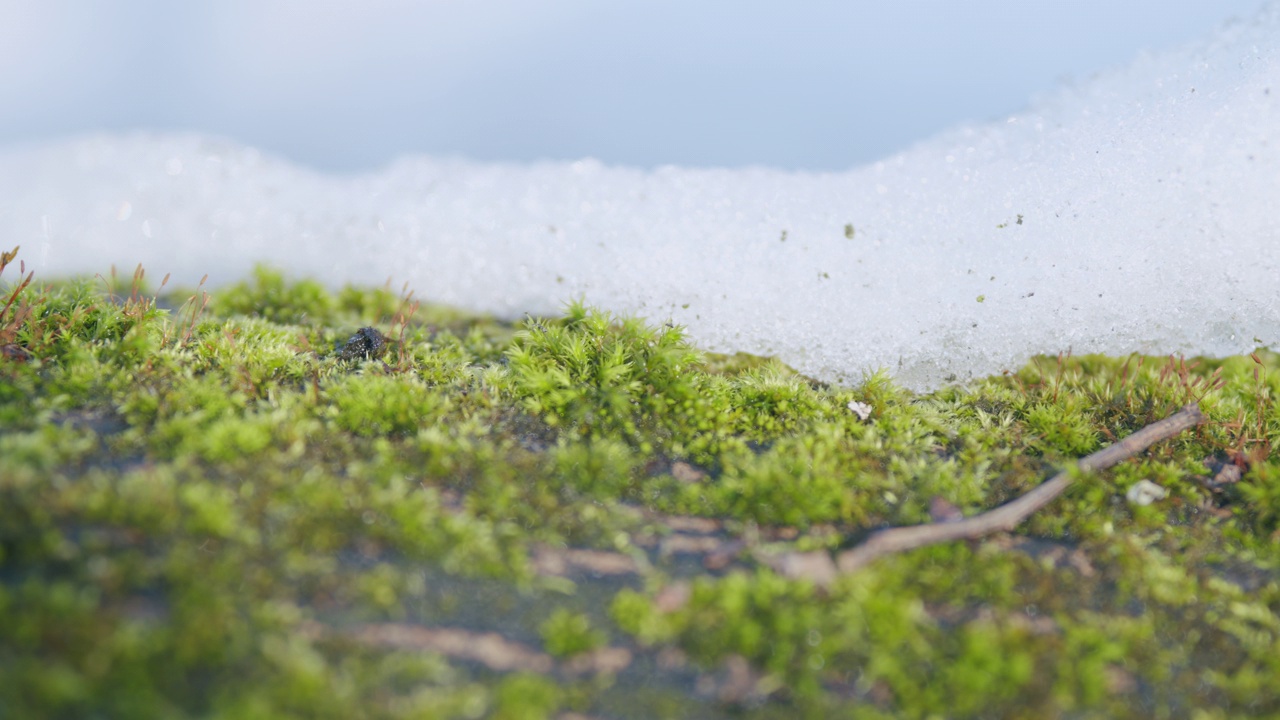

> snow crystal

[{"left": 0, "top": 6, "right": 1277, "bottom": 390}]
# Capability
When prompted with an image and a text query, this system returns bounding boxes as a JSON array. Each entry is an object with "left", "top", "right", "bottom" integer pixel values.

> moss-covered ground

[{"left": 3, "top": 254, "right": 1280, "bottom": 719}]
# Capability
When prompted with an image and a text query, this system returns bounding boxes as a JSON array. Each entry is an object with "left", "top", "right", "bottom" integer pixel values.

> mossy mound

[{"left": 2, "top": 258, "right": 1280, "bottom": 719}]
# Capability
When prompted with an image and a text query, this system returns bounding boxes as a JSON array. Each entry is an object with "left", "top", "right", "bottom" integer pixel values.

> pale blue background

[{"left": 0, "top": 0, "right": 1267, "bottom": 172}]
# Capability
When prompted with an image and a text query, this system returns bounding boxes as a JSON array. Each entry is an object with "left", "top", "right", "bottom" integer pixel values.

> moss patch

[{"left": 3, "top": 258, "right": 1280, "bottom": 718}]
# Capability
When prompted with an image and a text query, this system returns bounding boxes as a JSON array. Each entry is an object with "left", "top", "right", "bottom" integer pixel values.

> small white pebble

[
  {"left": 847, "top": 400, "right": 873, "bottom": 421},
  {"left": 1126, "top": 479, "right": 1168, "bottom": 506}
]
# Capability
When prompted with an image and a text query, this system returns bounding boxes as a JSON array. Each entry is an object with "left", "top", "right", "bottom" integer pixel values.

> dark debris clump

[{"left": 338, "top": 326, "right": 388, "bottom": 362}]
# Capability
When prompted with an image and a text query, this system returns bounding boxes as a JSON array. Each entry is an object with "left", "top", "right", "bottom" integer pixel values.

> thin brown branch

[{"left": 834, "top": 403, "right": 1206, "bottom": 573}]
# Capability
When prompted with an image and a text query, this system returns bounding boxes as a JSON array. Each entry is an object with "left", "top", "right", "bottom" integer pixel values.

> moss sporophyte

[{"left": 4, "top": 253, "right": 1280, "bottom": 718}]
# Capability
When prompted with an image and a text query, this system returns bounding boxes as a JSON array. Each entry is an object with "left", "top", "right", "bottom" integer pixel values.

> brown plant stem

[{"left": 835, "top": 403, "right": 1206, "bottom": 573}]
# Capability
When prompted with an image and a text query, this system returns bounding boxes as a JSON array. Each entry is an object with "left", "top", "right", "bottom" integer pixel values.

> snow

[{"left": 0, "top": 5, "right": 1277, "bottom": 390}]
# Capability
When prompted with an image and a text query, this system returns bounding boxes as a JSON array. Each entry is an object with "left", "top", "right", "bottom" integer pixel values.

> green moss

[
  {"left": 212, "top": 266, "right": 338, "bottom": 325},
  {"left": 505, "top": 300, "right": 706, "bottom": 450},
  {"left": 328, "top": 374, "right": 451, "bottom": 438},
  {"left": 538, "top": 608, "right": 606, "bottom": 658},
  {"left": 4, "top": 257, "right": 1280, "bottom": 718},
  {"left": 493, "top": 673, "right": 562, "bottom": 720}
]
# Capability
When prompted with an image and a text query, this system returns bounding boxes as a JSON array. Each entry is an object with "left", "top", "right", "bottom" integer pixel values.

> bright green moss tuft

[
  {"left": 539, "top": 608, "right": 606, "bottom": 658},
  {"left": 505, "top": 300, "right": 706, "bottom": 447},
  {"left": 328, "top": 373, "right": 451, "bottom": 437},
  {"left": 493, "top": 673, "right": 563, "bottom": 720},
  {"left": 212, "top": 265, "right": 337, "bottom": 325}
]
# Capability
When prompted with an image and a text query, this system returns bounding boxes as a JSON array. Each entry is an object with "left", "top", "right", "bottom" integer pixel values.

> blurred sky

[{"left": 0, "top": 0, "right": 1268, "bottom": 173}]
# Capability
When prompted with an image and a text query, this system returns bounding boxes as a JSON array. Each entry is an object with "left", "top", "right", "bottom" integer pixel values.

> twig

[{"left": 835, "top": 403, "right": 1206, "bottom": 573}]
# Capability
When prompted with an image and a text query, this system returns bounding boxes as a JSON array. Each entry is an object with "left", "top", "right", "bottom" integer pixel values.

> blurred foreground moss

[{"left": 3, "top": 260, "right": 1280, "bottom": 719}]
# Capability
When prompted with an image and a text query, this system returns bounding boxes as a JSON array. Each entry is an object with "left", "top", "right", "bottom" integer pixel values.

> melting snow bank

[{"left": 1, "top": 7, "right": 1278, "bottom": 390}]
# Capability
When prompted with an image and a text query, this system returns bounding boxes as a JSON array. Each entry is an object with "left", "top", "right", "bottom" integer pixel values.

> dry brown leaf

[
  {"left": 337, "top": 623, "right": 554, "bottom": 673},
  {"left": 532, "top": 546, "right": 638, "bottom": 577},
  {"left": 928, "top": 496, "right": 964, "bottom": 523},
  {"left": 659, "top": 534, "right": 725, "bottom": 556},
  {"left": 562, "top": 646, "right": 633, "bottom": 677},
  {"left": 760, "top": 550, "right": 837, "bottom": 587},
  {"left": 671, "top": 461, "right": 708, "bottom": 484},
  {"left": 695, "top": 654, "right": 770, "bottom": 705},
  {"left": 702, "top": 540, "right": 747, "bottom": 570},
  {"left": 660, "top": 515, "right": 721, "bottom": 534},
  {"left": 654, "top": 581, "right": 692, "bottom": 613}
]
